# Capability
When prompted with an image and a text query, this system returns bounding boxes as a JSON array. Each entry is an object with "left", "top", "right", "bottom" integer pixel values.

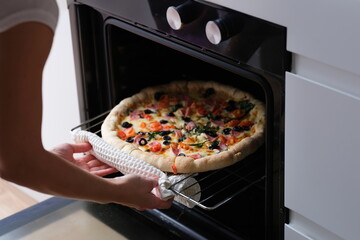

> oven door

[{"left": 0, "top": 197, "right": 181, "bottom": 240}]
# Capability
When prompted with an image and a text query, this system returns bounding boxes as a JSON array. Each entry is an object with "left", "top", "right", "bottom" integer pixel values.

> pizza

[{"left": 101, "top": 81, "right": 265, "bottom": 174}]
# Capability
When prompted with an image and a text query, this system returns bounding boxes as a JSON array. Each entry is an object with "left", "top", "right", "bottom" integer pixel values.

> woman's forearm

[
  {"left": 0, "top": 146, "right": 118, "bottom": 204},
  {"left": 0, "top": 143, "right": 173, "bottom": 210}
]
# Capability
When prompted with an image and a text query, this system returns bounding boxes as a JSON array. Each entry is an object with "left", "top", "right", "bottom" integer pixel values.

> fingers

[
  {"left": 70, "top": 142, "right": 92, "bottom": 153},
  {"left": 148, "top": 177, "right": 159, "bottom": 188},
  {"left": 113, "top": 175, "right": 173, "bottom": 210},
  {"left": 75, "top": 153, "right": 95, "bottom": 163},
  {"left": 145, "top": 177, "right": 173, "bottom": 209},
  {"left": 51, "top": 142, "right": 92, "bottom": 154},
  {"left": 157, "top": 198, "right": 173, "bottom": 209},
  {"left": 73, "top": 153, "right": 118, "bottom": 176},
  {"left": 82, "top": 158, "right": 117, "bottom": 175},
  {"left": 142, "top": 195, "right": 173, "bottom": 210},
  {"left": 84, "top": 159, "right": 117, "bottom": 174},
  {"left": 91, "top": 167, "right": 118, "bottom": 176},
  {"left": 134, "top": 196, "right": 173, "bottom": 211}
]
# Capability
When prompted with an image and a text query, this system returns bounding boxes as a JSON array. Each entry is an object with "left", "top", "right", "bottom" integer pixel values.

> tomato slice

[
  {"left": 218, "top": 135, "right": 227, "bottom": 143},
  {"left": 239, "top": 120, "right": 255, "bottom": 127},
  {"left": 179, "top": 142, "right": 191, "bottom": 150},
  {"left": 149, "top": 121, "right": 162, "bottom": 132},
  {"left": 232, "top": 109, "right": 245, "bottom": 118},
  {"left": 162, "top": 124, "right": 175, "bottom": 130},
  {"left": 149, "top": 141, "right": 162, "bottom": 152},
  {"left": 143, "top": 114, "right": 153, "bottom": 120},
  {"left": 228, "top": 119, "right": 240, "bottom": 127},
  {"left": 139, "top": 122, "right": 147, "bottom": 128},
  {"left": 117, "top": 130, "right": 126, "bottom": 140},
  {"left": 124, "top": 127, "right": 136, "bottom": 138},
  {"left": 227, "top": 136, "right": 236, "bottom": 145},
  {"left": 171, "top": 165, "right": 178, "bottom": 175},
  {"left": 212, "top": 107, "right": 222, "bottom": 116},
  {"left": 197, "top": 106, "right": 208, "bottom": 116}
]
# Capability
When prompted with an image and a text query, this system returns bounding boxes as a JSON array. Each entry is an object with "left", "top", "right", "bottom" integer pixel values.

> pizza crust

[
  {"left": 101, "top": 80, "right": 265, "bottom": 173},
  {"left": 174, "top": 150, "right": 238, "bottom": 173}
]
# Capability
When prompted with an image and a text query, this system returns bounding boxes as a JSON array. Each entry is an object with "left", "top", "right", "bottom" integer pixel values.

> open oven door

[{"left": 0, "top": 197, "right": 182, "bottom": 240}]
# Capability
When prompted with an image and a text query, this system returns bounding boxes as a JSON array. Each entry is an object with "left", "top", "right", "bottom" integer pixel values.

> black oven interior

[{"left": 70, "top": 1, "right": 289, "bottom": 239}]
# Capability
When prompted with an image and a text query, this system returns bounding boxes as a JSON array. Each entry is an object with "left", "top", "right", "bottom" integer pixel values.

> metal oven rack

[{"left": 71, "top": 111, "right": 266, "bottom": 210}]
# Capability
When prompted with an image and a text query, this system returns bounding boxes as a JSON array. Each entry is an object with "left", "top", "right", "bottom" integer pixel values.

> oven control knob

[
  {"left": 205, "top": 14, "right": 243, "bottom": 45},
  {"left": 166, "top": 1, "right": 202, "bottom": 30}
]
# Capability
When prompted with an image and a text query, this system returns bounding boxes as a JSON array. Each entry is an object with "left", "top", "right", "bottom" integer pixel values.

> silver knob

[
  {"left": 205, "top": 20, "right": 222, "bottom": 45},
  {"left": 166, "top": 6, "right": 182, "bottom": 30},
  {"left": 166, "top": 1, "right": 202, "bottom": 30},
  {"left": 205, "top": 14, "right": 243, "bottom": 45}
]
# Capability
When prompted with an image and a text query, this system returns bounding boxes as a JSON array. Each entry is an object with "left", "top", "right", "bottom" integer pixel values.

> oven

[{"left": 67, "top": 0, "right": 290, "bottom": 239}]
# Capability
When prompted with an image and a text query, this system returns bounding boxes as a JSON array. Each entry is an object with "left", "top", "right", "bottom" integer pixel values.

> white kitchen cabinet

[
  {"left": 285, "top": 225, "right": 312, "bottom": 240},
  {"left": 285, "top": 72, "right": 360, "bottom": 240}
]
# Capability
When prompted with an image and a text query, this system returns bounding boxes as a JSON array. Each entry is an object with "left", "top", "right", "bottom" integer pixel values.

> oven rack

[{"left": 71, "top": 111, "right": 266, "bottom": 211}]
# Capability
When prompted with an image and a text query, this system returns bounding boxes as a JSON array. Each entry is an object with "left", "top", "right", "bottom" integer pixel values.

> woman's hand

[
  {"left": 110, "top": 174, "right": 173, "bottom": 210},
  {"left": 50, "top": 143, "right": 117, "bottom": 176},
  {"left": 51, "top": 143, "right": 173, "bottom": 210}
]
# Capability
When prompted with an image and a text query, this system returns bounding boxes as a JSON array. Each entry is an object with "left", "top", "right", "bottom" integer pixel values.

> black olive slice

[
  {"left": 139, "top": 138, "right": 148, "bottom": 146},
  {"left": 144, "top": 109, "right": 154, "bottom": 114},
  {"left": 222, "top": 128, "right": 231, "bottom": 135},
  {"left": 121, "top": 122, "right": 133, "bottom": 128},
  {"left": 163, "top": 135, "right": 171, "bottom": 140},
  {"left": 126, "top": 137, "right": 134, "bottom": 143},
  {"left": 163, "top": 140, "right": 171, "bottom": 145}
]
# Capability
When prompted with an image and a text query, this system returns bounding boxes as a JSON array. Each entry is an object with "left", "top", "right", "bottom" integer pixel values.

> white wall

[{"left": 42, "top": 0, "right": 80, "bottom": 150}]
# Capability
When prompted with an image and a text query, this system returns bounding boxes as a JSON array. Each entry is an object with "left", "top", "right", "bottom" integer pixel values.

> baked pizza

[{"left": 101, "top": 81, "right": 265, "bottom": 173}]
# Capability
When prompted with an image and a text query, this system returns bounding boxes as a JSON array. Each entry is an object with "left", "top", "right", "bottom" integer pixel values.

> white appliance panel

[
  {"left": 285, "top": 225, "right": 312, "bottom": 240},
  {"left": 285, "top": 72, "right": 360, "bottom": 240}
]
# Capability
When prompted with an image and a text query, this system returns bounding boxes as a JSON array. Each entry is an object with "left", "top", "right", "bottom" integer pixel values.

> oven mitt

[{"left": 71, "top": 130, "right": 201, "bottom": 208}]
